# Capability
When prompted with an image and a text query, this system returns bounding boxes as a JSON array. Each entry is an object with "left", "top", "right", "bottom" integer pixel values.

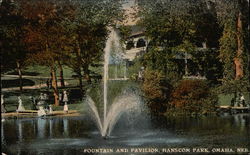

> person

[
  {"left": 59, "top": 93, "right": 63, "bottom": 105},
  {"left": 49, "top": 79, "right": 52, "bottom": 89},
  {"left": 63, "top": 91, "right": 69, "bottom": 113},
  {"left": 63, "top": 91, "right": 69, "bottom": 105},
  {"left": 16, "top": 96, "right": 25, "bottom": 112},
  {"left": 49, "top": 105, "right": 53, "bottom": 113},
  {"left": 1, "top": 95, "right": 6, "bottom": 113},
  {"left": 43, "top": 93, "right": 49, "bottom": 110},
  {"left": 240, "top": 94, "right": 245, "bottom": 107},
  {"left": 37, "top": 93, "right": 44, "bottom": 106},
  {"left": 138, "top": 71, "right": 142, "bottom": 80},
  {"left": 64, "top": 102, "right": 69, "bottom": 113},
  {"left": 29, "top": 96, "right": 37, "bottom": 110},
  {"left": 230, "top": 97, "right": 235, "bottom": 107},
  {"left": 37, "top": 106, "right": 46, "bottom": 117}
]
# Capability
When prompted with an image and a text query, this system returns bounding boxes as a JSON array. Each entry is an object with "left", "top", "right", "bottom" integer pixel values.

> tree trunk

[
  {"left": 51, "top": 66, "right": 59, "bottom": 106},
  {"left": 234, "top": 12, "right": 244, "bottom": 80},
  {"left": 83, "top": 66, "right": 91, "bottom": 84},
  {"left": 77, "top": 69, "right": 83, "bottom": 94},
  {"left": 16, "top": 61, "right": 23, "bottom": 91},
  {"left": 58, "top": 61, "right": 65, "bottom": 88},
  {"left": 75, "top": 39, "right": 84, "bottom": 94}
]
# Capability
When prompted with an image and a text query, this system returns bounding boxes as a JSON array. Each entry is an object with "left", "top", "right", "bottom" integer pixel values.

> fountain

[{"left": 86, "top": 28, "right": 141, "bottom": 138}]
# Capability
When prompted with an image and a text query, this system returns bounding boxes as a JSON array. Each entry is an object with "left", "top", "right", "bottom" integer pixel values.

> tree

[
  {"left": 142, "top": 69, "right": 172, "bottom": 114},
  {"left": 60, "top": 0, "right": 123, "bottom": 93},
  {"left": 0, "top": 0, "right": 27, "bottom": 91},
  {"left": 170, "top": 80, "right": 217, "bottom": 114},
  {"left": 215, "top": 0, "right": 249, "bottom": 93},
  {"left": 21, "top": 0, "right": 62, "bottom": 106},
  {"left": 136, "top": 0, "right": 226, "bottom": 113},
  {"left": 137, "top": 0, "right": 221, "bottom": 79}
]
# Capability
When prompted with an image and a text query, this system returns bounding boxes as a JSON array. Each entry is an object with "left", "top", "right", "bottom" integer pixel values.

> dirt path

[
  {"left": 1, "top": 74, "right": 74, "bottom": 79},
  {"left": 1, "top": 81, "right": 69, "bottom": 92}
]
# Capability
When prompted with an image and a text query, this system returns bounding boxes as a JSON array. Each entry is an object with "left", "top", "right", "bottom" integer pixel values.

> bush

[
  {"left": 169, "top": 79, "right": 217, "bottom": 114},
  {"left": 142, "top": 70, "right": 163, "bottom": 100},
  {"left": 142, "top": 69, "right": 172, "bottom": 113}
]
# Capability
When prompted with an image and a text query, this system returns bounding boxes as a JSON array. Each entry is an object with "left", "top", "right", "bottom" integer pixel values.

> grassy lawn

[
  {"left": 1, "top": 64, "right": 136, "bottom": 113},
  {"left": 2, "top": 65, "right": 82, "bottom": 88},
  {"left": 2, "top": 62, "right": 140, "bottom": 87},
  {"left": 2, "top": 88, "right": 86, "bottom": 112},
  {"left": 4, "top": 63, "right": 247, "bottom": 113},
  {"left": 2, "top": 80, "right": 139, "bottom": 113},
  {"left": 218, "top": 92, "right": 250, "bottom": 106},
  {"left": 108, "top": 64, "right": 127, "bottom": 79},
  {"left": 6, "top": 65, "right": 75, "bottom": 78},
  {"left": 51, "top": 102, "right": 85, "bottom": 113}
]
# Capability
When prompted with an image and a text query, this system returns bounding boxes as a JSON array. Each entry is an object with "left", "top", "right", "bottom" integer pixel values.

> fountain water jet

[{"left": 86, "top": 28, "right": 141, "bottom": 138}]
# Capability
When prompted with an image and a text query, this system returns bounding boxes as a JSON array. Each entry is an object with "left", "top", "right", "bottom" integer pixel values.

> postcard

[{"left": 1, "top": 0, "right": 249, "bottom": 154}]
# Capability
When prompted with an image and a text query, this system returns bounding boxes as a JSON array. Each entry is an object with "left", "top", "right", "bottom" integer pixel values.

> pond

[{"left": 1, "top": 113, "right": 250, "bottom": 155}]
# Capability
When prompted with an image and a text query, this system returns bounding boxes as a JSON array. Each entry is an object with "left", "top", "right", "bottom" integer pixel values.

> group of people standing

[
  {"left": 1, "top": 90, "right": 70, "bottom": 116},
  {"left": 231, "top": 93, "right": 248, "bottom": 107},
  {"left": 34, "top": 90, "right": 69, "bottom": 116}
]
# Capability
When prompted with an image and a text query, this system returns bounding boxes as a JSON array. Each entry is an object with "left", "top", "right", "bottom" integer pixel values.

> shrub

[
  {"left": 142, "top": 69, "right": 172, "bottom": 113},
  {"left": 169, "top": 79, "right": 217, "bottom": 114}
]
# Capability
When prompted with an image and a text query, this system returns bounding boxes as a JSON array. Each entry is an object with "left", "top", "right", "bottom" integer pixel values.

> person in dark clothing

[
  {"left": 230, "top": 97, "right": 235, "bottom": 107},
  {"left": 29, "top": 96, "right": 37, "bottom": 110},
  {"left": 46, "top": 79, "right": 50, "bottom": 89}
]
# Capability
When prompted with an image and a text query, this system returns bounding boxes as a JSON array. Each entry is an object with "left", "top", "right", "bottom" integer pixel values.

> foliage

[
  {"left": 117, "top": 25, "right": 131, "bottom": 42},
  {"left": 127, "top": 57, "right": 143, "bottom": 79},
  {"left": 0, "top": 0, "right": 27, "bottom": 72},
  {"left": 137, "top": 0, "right": 219, "bottom": 47},
  {"left": 218, "top": 22, "right": 237, "bottom": 80},
  {"left": 215, "top": 0, "right": 249, "bottom": 88},
  {"left": 217, "top": 79, "right": 249, "bottom": 95},
  {"left": 191, "top": 48, "right": 223, "bottom": 84},
  {"left": 58, "top": 0, "right": 124, "bottom": 84},
  {"left": 137, "top": 0, "right": 222, "bottom": 84},
  {"left": 142, "top": 69, "right": 172, "bottom": 113},
  {"left": 169, "top": 80, "right": 217, "bottom": 114},
  {"left": 141, "top": 47, "right": 182, "bottom": 85},
  {"left": 142, "top": 69, "right": 164, "bottom": 100}
]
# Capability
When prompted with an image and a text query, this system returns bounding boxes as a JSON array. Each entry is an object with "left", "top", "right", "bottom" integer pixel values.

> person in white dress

[
  {"left": 240, "top": 94, "right": 245, "bottom": 107},
  {"left": 16, "top": 96, "right": 25, "bottom": 112},
  {"left": 49, "top": 105, "right": 53, "bottom": 113},
  {"left": 37, "top": 106, "right": 46, "bottom": 117},
  {"left": 1, "top": 95, "right": 6, "bottom": 113},
  {"left": 63, "top": 91, "right": 69, "bottom": 113},
  {"left": 37, "top": 93, "right": 44, "bottom": 106}
]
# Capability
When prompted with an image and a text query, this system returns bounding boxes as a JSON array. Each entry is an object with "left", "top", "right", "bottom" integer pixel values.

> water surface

[{"left": 1, "top": 114, "right": 250, "bottom": 155}]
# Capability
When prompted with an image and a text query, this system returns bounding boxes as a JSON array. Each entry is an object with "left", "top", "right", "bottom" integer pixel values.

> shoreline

[{"left": 1, "top": 110, "right": 81, "bottom": 119}]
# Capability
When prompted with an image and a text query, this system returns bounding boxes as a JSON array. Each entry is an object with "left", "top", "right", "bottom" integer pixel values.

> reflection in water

[
  {"left": 1, "top": 121, "right": 4, "bottom": 145},
  {"left": 17, "top": 120, "right": 23, "bottom": 142},
  {"left": 50, "top": 119, "right": 53, "bottom": 138},
  {"left": 37, "top": 118, "right": 46, "bottom": 138},
  {"left": 63, "top": 119, "right": 68, "bottom": 137},
  {"left": 233, "top": 114, "right": 247, "bottom": 132},
  {"left": 1, "top": 114, "right": 249, "bottom": 155}
]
